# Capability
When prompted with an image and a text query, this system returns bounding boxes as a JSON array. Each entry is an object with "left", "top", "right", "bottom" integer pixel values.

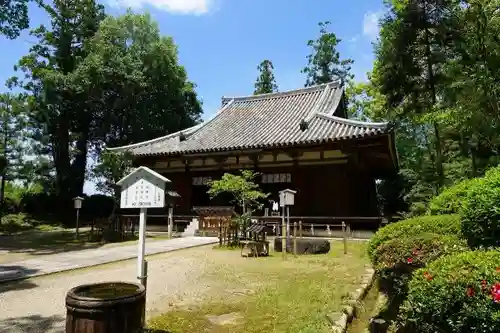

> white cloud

[
  {"left": 109, "top": 0, "right": 215, "bottom": 15},
  {"left": 363, "top": 11, "right": 382, "bottom": 41}
]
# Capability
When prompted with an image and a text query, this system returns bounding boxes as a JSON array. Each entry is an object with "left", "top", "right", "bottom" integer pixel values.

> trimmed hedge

[
  {"left": 427, "top": 178, "right": 480, "bottom": 215},
  {"left": 372, "top": 233, "right": 466, "bottom": 296},
  {"left": 397, "top": 250, "right": 500, "bottom": 333},
  {"left": 367, "top": 214, "right": 461, "bottom": 261},
  {"left": 461, "top": 166, "right": 500, "bottom": 248}
]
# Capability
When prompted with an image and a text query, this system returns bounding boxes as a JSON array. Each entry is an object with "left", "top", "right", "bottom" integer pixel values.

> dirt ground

[
  {"left": 0, "top": 245, "right": 223, "bottom": 333},
  {"left": 0, "top": 241, "right": 369, "bottom": 333}
]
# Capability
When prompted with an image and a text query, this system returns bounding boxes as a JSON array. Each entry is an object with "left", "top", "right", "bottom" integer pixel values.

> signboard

[
  {"left": 116, "top": 166, "right": 172, "bottom": 288},
  {"left": 117, "top": 166, "right": 171, "bottom": 209}
]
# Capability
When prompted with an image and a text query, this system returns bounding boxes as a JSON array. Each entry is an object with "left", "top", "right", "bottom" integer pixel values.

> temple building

[{"left": 110, "top": 81, "right": 398, "bottom": 221}]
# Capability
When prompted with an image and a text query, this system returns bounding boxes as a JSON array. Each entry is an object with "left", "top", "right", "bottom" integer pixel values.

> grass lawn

[
  {"left": 148, "top": 240, "right": 369, "bottom": 333},
  {"left": 0, "top": 229, "right": 172, "bottom": 264}
]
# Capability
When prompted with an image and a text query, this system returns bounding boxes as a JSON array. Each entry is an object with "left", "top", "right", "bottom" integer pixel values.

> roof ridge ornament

[{"left": 299, "top": 119, "right": 309, "bottom": 131}]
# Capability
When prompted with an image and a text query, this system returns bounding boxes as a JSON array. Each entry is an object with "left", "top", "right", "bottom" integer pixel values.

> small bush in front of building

[
  {"left": 367, "top": 214, "right": 461, "bottom": 261},
  {"left": 396, "top": 250, "right": 500, "bottom": 333},
  {"left": 427, "top": 177, "right": 481, "bottom": 215},
  {"left": 461, "top": 167, "right": 500, "bottom": 248},
  {"left": 372, "top": 233, "right": 466, "bottom": 297}
]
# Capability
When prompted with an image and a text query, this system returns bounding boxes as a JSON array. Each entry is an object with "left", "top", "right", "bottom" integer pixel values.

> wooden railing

[{"left": 116, "top": 214, "right": 384, "bottom": 238}]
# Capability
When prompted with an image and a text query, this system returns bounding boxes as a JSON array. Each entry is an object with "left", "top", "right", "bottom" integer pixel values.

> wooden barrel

[{"left": 65, "top": 282, "right": 146, "bottom": 333}]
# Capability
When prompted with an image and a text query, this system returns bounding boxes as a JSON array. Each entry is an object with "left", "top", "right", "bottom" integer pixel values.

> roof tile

[{"left": 109, "top": 82, "right": 390, "bottom": 156}]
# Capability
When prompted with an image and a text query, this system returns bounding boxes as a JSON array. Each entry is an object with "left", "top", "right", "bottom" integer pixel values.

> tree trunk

[{"left": 71, "top": 125, "right": 90, "bottom": 197}]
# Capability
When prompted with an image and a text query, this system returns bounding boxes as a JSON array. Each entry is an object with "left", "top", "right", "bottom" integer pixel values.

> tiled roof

[{"left": 108, "top": 82, "right": 390, "bottom": 157}]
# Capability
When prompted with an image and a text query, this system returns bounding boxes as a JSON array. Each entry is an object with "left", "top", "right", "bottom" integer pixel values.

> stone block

[{"left": 274, "top": 237, "right": 330, "bottom": 254}]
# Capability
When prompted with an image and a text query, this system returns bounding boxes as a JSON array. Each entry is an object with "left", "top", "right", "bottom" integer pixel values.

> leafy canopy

[
  {"left": 254, "top": 60, "right": 278, "bottom": 95},
  {"left": 92, "top": 151, "right": 134, "bottom": 197},
  {"left": 207, "top": 170, "right": 268, "bottom": 213},
  {"left": 0, "top": 0, "right": 29, "bottom": 39},
  {"left": 302, "top": 21, "right": 353, "bottom": 86}
]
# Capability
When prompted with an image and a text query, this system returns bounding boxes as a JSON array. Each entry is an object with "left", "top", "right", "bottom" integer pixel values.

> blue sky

[{"left": 0, "top": 0, "right": 386, "bottom": 194}]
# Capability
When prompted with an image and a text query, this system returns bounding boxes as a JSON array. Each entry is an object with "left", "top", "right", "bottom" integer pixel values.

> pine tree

[
  {"left": 302, "top": 21, "right": 353, "bottom": 86},
  {"left": 254, "top": 60, "right": 278, "bottom": 95},
  {"left": 0, "top": 93, "right": 28, "bottom": 208}
]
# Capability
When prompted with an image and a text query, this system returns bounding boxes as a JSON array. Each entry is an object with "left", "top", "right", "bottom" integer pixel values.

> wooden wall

[{"left": 162, "top": 162, "right": 379, "bottom": 217}]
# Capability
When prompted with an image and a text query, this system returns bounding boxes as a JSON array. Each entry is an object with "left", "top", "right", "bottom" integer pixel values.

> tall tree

[
  {"left": 13, "top": 0, "right": 106, "bottom": 202},
  {"left": 440, "top": 0, "right": 500, "bottom": 153},
  {"left": 74, "top": 11, "right": 203, "bottom": 150},
  {"left": 302, "top": 21, "right": 353, "bottom": 86},
  {"left": 372, "top": 0, "right": 461, "bottom": 187},
  {"left": 0, "top": 0, "right": 29, "bottom": 39},
  {"left": 254, "top": 60, "right": 278, "bottom": 94},
  {"left": 0, "top": 93, "right": 28, "bottom": 210}
]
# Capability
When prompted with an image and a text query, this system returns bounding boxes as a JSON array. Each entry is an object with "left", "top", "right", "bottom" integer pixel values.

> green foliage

[
  {"left": 0, "top": 0, "right": 29, "bottom": 39},
  {"left": 428, "top": 177, "right": 481, "bottom": 215},
  {"left": 92, "top": 151, "right": 134, "bottom": 197},
  {"left": 439, "top": 0, "right": 500, "bottom": 152},
  {"left": 12, "top": 0, "right": 106, "bottom": 201},
  {"left": 373, "top": 233, "right": 466, "bottom": 297},
  {"left": 397, "top": 250, "right": 500, "bottom": 333},
  {"left": 0, "top": 213, "right": 32, "bottom": 233},
  {"left": 0, "top": 213, "right": 61, "bottom": 234},
  {"left": 461, "top": 166, "right": 500, "bottom": 248},
  {"left": 346, "top": 80, "right": 385, "bottom": 120},
  {"left": 11, "top": 6, "right": 202, "bottom": 203},
  {"left": 3, "top": 182, "right": 43, "bottom": 212},
  {"left": 368, "top": 214, "right": 461, "bottom": 261},
  {"left": 302, "top": 21, "right": 353, "bottom": 86},
  {"left": 207, "top": 170, "right": 268, "bottom": 215},
  {"left": 254, "top": 60, "right": 278, "bottom": 94},
  {"left": 77, "top": 11, "right": 203, "bottom": 149},
  {"left": 0, "top": 93, "right": 30, "bottom": 207},
  {"left": 367, "top": 0, "right": 500, "bottom": 217}
]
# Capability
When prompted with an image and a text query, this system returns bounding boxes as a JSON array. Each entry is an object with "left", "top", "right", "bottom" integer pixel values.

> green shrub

[
  {"left": 368, "top": 214, "right": 461, "bottom": 261},
  {"left": 427, "top": 177, "right": 481, "bottom": 215},
  {"left": 0, "top": 213, "right": 33, "bottom": 234},
  {"left": 461, "top": 167, "right": 500, "bottom": 248},
  {"left": 373, "top": 233, "right": 466, "bottom": 296},
  {"left": 397, "top": 250, "right": 500, "bottom": 333}
]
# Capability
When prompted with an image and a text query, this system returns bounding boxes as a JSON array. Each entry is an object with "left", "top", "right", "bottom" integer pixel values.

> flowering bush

[
  {"left": 367, "top": 214, "right": 461, "bottom": 261},
  {"left": 372, "top": 233, "right": 466, "bottom": 297},
  {"left": 397, "top": 250, "right": 500, "bottom": 333},
  {"left": 461, "top": 167, "right": 500, "bottom": 248}
]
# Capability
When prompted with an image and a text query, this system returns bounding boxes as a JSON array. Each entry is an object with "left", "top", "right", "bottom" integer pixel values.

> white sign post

[{"left": 117, "top": 166, "right": 171, "bottom": 287}]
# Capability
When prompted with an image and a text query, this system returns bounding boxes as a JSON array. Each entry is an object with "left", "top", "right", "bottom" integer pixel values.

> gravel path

[{"left": 0, "top": 246, "right": 215, "bottom": 333}]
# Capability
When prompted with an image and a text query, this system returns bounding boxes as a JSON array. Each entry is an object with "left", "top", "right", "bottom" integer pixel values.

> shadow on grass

[
  {"left": 0, "top": 231, "right": 104, "bottom": 255},
  {"left": 0, "top": 314, "right": 64, "bottom": 333},
  {"left": 0, "top": 230, "right": 162, "bottom": 257},
  {"left": 143, "top": 329, "right": 174, "bottom": 333}
]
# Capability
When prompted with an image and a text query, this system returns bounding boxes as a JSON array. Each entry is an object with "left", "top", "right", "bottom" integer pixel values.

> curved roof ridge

[
  {"left": 108, "top": 99, "right": 238, "bottom": 151},
  {"left": 314, "top": 112, "right": 389, "bottom": 128},
  {"left": 221, "top": 80, "right": 341, "bottom": 102},
  {"left": 106, "top": 123, "right": 203, "bottom": 151},
  {"left": 302, "top": 84, "right": 332, "bottom": 123}
]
